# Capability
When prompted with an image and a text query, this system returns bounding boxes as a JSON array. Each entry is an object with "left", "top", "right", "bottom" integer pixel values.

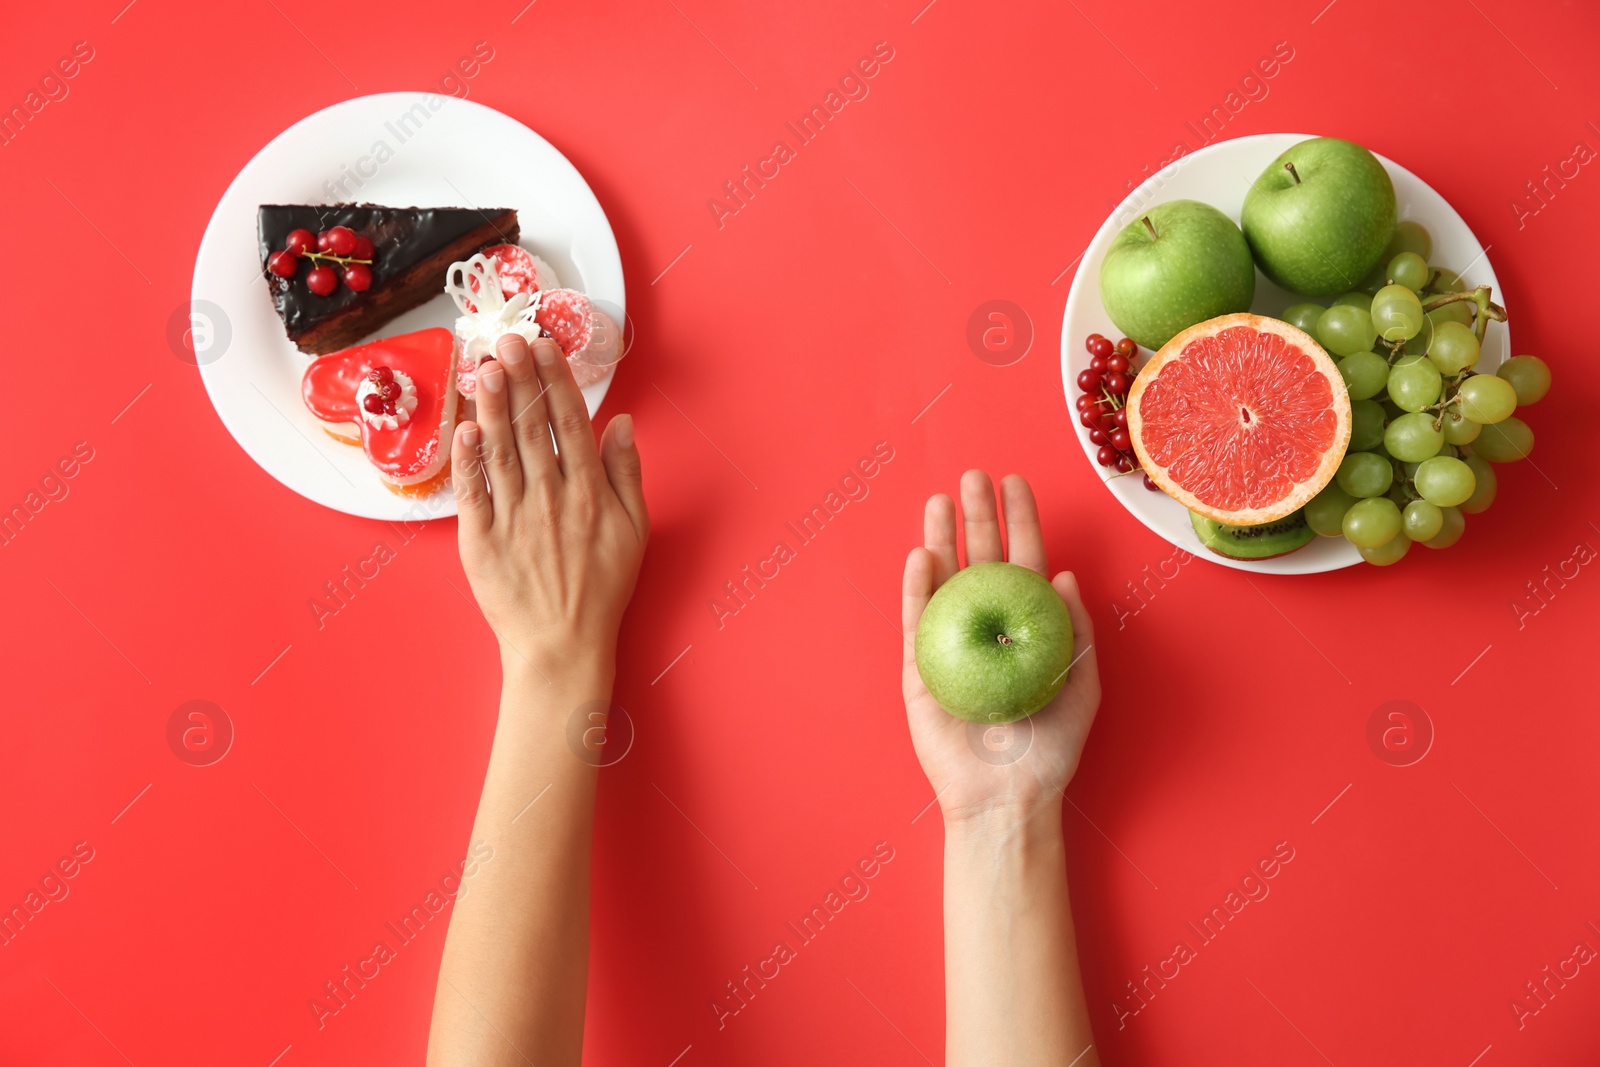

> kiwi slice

[{"left": 1188, "top": 509, "right": 1315, "bottom": 560}]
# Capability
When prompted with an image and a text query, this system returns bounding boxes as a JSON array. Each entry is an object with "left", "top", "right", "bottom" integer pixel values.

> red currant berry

[
  {"left": 343, "top": 263, "right": 372, "bottom": 292},
  {"left": 1112, "top": 409, "right": 1128, "bottom": 428},
  {"left": 1079, "top": 409, "right": 1100, "bottom": 429},
  {"left": 325, "top": 226, "right": 357, "bottom": 256},
  {"left": 306, "top": 265, "right": 338, "bottom": 296},
  {"left": 267, "top": 250, "right": 298, "bottom": 278},
  {"left": 1143, "top": 473, "right": 1160, "bottom": 491},
  {"left": 284, "top": 228, "right": 316, "bottom": 256},
  {"left": 315, "top": 230, "right": 334, "bottom": 252},
  {"left": 1106, "top": 354, "right": 1129, "bottom": 374},
  {"left": 1105, "top": 372, "right": 1131, "bottom": 394},
  {"left": 377, "top": 366, "right": 394, "bottom": 382},
  {"left": 1089, "top": 355, "right": 1107, "bottom": 374},
  {"left": 1096, "top": 445, "right": 1118, "bottom": 467},
  {"left": 1076, "top": 370, "right": 1102, "bottom": 393},
  {"left": 1114, "top": 338, "right": 1136, "bottom": 358},
  {"left": 1114, "top": 454, "right": 1135, "bottom": 473},
  {"left": 1089, "top": 428, "right": 1108, "bottom": 446},
  {"left": 1084, "top": 333, "right": 1107, "bottom": 354},
  {"left": 351, "top": 235, "right": 375, "bottom": 261},
  {"left": 366, "top": 369, "right": 385, "bottom": 383},
  {"left": 381, "top": 381, "right": 400, "bottom": 400},
  {"left": 383, "top": 400, "right": 397, "bottom": 414},
  {"left": 362, "top": 393, "right": 385, "bottom": 414},
  {"left": 1110, "top": 428, "right": 1131, "bottom": 451},
  {"left": 1075, "top": 395, "right": 1094, "bottom": 412}
]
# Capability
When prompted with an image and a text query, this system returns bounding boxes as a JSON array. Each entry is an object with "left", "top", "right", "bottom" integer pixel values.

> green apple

[
  {"left": 1098, "top": 199, "right": 1255, "bottom": 351},
  {"left": 1242, "top": 137, "right": 1396, "bottom": 297},
  {"left": 913, "top": 562, "right": 1073, "bottom": 723}
]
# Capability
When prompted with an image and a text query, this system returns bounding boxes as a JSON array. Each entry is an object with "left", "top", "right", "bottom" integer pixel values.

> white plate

[
  {"left": 1060, "top": 132, "right": 1506, "bottom": 574},
  {"left": 192, "top": 92, "right": 625, "bottom": 520}
]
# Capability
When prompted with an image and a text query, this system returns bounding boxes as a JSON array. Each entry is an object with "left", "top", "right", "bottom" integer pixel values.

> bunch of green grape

[{"left": 1281, "top": 221, "right": 1553, "bottom": 566}]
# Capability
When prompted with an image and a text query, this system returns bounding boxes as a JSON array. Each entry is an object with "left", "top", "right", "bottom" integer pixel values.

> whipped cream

[
  {"left": 356, "top": 370, "right": 418, "bottom": 430},
  {"left": 447, "top": 254, "right": 545, "bottom": 368}
]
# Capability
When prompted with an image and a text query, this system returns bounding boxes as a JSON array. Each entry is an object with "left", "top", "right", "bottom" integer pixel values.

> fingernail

[
  {"left": 460, "top": 424, "right": 479, "bottom": 447},
  {"left": 615, "top": 413, "right": 634, "bottom": 449},
  {"left": 533, "top": 338, "right": 562, "bottom": 366},
  {"left": 479, "top": 361, "right": 505, "bottom": 393},
  {"left": 497, "top": 335, "right": 527, "bottom": 365}
]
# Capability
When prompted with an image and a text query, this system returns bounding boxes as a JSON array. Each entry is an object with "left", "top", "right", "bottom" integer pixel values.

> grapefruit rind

[{"left": 1127, "top": 313, "right": 1350, "bottom": 526}]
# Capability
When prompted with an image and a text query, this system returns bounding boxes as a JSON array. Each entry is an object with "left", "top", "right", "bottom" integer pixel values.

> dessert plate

[
  {"left": 192, "top": 92, "right": 625, "bottom": 520},
  {"left": 1060, "top": 132, "right": 1506, "bottom": 574}
]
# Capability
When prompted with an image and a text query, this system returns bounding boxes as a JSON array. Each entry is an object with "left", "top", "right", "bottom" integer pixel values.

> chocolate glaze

[{"left": 258, "top": 204, "right": 517, "bottom": 352}]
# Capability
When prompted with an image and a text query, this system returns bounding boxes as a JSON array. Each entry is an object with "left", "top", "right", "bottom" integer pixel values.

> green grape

[
  {"left": 1471, "top": 416, "right": 1534, "bottom": 462},
  {"left": 1305, "top": 483, "right": 1358, "bottom": 537},
  {"left": 1384, "top": 411, "right": 1444, "bottom": 461},
  {"left": 1457, "top": 373, "right": 1517, "bottom": 423},
  {"left": 1342, "top": 497, "right": 1402, "bottom": 548},
  {"left": 1441, "top": 409, "right": 1481, "bottom": 445},
  {"left": 1360, "top": 535, "right": 1412, "bottom": 566},
  {"left": 1338, "top": 351, "right": 1390, "bottom": 400},
  {"left": 1337, "top": 451, "right": 1394, "bottom": 498},
  {"left": 1334, "top": 291, "right": 1373, "bottom": 309},
  {"left": 1426, "top": 301, "right": 1474, "bottom": 328},
  {"left": 1497, "top": 355, "right": 1551, "bottom": 405},
  {"left": 1371, "top": 284, "right": 1425, "bottom": 341},
  {"left": 1281, "top": 302, "right": 1326, "bottom": 335},
  {"left": 1349, "top": 399, "right": 1387, "bottom": 452},
  {"left": 1386, "top": 220, "right": 1433, "bottom": 262},
  {"left": 1427, "top": 266, "right": 1470, "bottom": 292},
  {"left": 1401, "top": 315, "right": 1435, "bottom": 356},
  {"left": 1422, "top": 506, "right": 1465, "bottom": 549},
  {"left": 1426, "top": 321, "right": 1480, "bottom": 375},
  {"left": 1460, "top": 454, "right": 1497, "bottom": 513},
  {"left": 1387, "top": 252, "right": 1430, "bottom": 292},
  {"left": 1318, "top": 305, "right": 1378, "bottom": 357},
  {"left": 1355, "top": 260, "right": 1387, "bottom": 296},
  {"left": 1402, "top": 499, "right": 1444, "bottom": 541},
  {"left": 1388, "top": 355, "right": 1443, "bottom": 412},
  {"left": 1415, "top": 456, "right": 1475, "bottom": 507}
]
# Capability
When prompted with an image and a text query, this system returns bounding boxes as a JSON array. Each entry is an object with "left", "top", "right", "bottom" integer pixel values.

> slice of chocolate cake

[{"left": 258, "top": 204, "right": 518, "bottom": 355}]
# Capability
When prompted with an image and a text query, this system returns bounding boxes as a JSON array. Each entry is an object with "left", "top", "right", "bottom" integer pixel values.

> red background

[{"left": 3, "top": 1, "right": 1598, "bottom": 1064}]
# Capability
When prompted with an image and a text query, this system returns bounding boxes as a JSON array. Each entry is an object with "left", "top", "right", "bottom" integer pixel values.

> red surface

[{"left": 3, "top": 2, "right": 1598, "bottom": 1064}]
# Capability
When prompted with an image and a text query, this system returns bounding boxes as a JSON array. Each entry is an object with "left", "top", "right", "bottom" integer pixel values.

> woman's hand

[
  {"left": 452, "top": 333, "right": 649, "bottom": 676},
  {"left": 901, "top": 470, "right": 1101, "bottom": 826}
]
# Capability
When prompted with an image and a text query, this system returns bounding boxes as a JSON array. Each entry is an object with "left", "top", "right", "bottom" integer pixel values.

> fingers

[
  {"left": 473, "top": 359, "right": 522, "bottom": 505},
  {"left": 495, "top": 334, "right": 558, "bottom": 486},
  {"left": 1052, "top": 571, "right": 1101, "bottom": 698},
  {"left": 901, "top": 546, "right": 935, "bottom": 676},
  {"left": 451, "top": 421, "right": 491, "bottom": 534},
  {"left": 532, "top": 338, "right": 602, "bottom": 479},
  {"left": 599, "top": 414, "right": 649, "bottom": 544},
  {"left": 923, "top": 494, "right": 958, "bottom": 585},
  {"left": 1000, "top": 474, "right": 1047, "bottom": 574},
  {"left": 959, "top": 469, "right": 1003, "bottom": 564}
]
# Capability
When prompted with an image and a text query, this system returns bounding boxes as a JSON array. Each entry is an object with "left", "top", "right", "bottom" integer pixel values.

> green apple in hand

[
  {"left": 1242, "top": 136, "right": 1396, "bottom": 297},
  {"left": 914, "top": 562, "right": 1074, "bottom": 722},
  {"left": 1098, "top": 199, "right": 1255, "bottom": 350}
]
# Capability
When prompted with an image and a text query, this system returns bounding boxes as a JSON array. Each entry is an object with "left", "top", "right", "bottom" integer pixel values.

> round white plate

[
  {"left": 192, "top": 92, "right": 625, "bottom": 520},
  {"left": 1060, "top": 132, "right": 1506, "bottom": 573}
]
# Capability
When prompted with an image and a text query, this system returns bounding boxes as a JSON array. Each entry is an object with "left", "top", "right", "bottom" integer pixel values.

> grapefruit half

[{"left": 1127, "top": 313, "right": 1350, "bottom": 526}]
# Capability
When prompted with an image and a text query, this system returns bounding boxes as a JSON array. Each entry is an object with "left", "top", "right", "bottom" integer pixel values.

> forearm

[
  {"left": 426, "top": 652, "right": 612, "bottom": 1067},
  {"left": 943, "top": 806, "right": 1099, "bottom": 1067}
]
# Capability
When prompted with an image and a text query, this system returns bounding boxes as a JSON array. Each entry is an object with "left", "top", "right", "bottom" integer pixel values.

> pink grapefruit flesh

[{"left": 1127, "top": 313, "right": 1350, "bottom": 526}]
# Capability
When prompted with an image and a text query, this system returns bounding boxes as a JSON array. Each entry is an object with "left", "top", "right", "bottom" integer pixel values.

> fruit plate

[
  {"left": 191, "top": 92, "right": 625, "bottom": 521},
  {"left": 1060, "top": 132, "right": 1506, "bottom": 573}
]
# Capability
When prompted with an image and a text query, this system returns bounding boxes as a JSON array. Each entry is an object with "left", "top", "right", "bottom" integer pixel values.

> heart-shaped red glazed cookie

[{"left": 302, "top": 327, "right": 459, "bottom": 495}]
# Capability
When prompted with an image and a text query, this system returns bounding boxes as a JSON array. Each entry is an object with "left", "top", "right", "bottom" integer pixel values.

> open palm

[{"left": 901, "top": 471, "right": 1102, "bottom": 824}]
